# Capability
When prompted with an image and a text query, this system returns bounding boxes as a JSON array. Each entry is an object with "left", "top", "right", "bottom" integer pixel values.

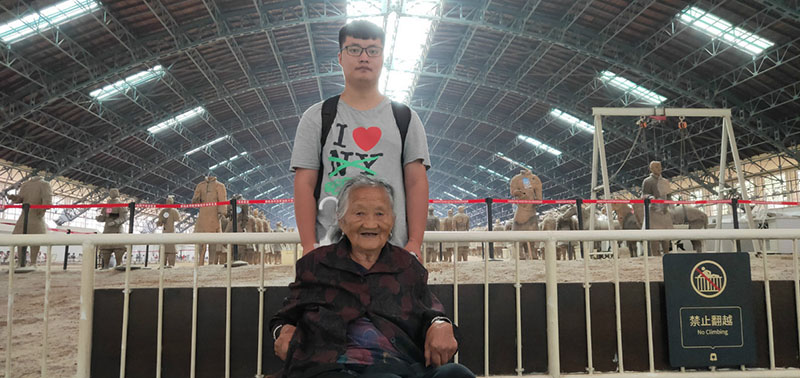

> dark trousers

[{"left": 314, "top": 363, "right": 475, "bottom": 378}]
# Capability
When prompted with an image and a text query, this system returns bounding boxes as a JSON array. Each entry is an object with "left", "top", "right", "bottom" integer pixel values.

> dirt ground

[{"left": 0, "top": 253, "right": 797, "bottom": 378}]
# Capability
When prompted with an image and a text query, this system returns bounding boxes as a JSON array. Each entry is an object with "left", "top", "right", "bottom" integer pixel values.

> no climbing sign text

[{"left": 663, "top": 253, "right": 755, "bottom": 368}]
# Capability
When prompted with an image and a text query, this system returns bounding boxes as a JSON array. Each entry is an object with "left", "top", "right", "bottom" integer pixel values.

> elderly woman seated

[{"left": 271, "top": 176, "right": 474, "bottom": 378}]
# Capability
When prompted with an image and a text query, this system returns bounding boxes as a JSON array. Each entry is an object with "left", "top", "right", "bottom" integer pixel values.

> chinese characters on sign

[{"left": 664, "top": 253, "right": 755, "bottom": 368}]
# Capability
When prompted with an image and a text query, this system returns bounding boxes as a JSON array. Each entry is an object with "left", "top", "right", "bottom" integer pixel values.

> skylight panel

[
  {"left": 255, "top": 187, "right": 279, "bottom": 199},
  {"left": 229, "top": 167, "right": 258, "bottom": 182},
  {"left": 443, "top": 191, "right": 459, "bottom": 200},
  {"left": 550, "top": 109, "right": 594, "bottom": 134},
  {"left": 599, "top": 71, "right": 667, "bottom": 105},
  {"left": 478, "top": 165, "right": 510, "bottom": 182},
  {"left": 462, "top": 176, "right": 480, "bottom": 186},
  {"left": 90, "top": 65, "right": 165, "bottom": 101},
  {"left": 679, "top": 6, "right": 774, "bottom": 56},
  {"left": 209, "top": 152, "right": 247, "bottom": 170},
  {"left": 185, "top": 135, "right": 227, "bottom": 156},
  {"left": 496, "top": 152, "right": 533, "bottom": 171},
  {"left": 452, "top": 185, "right": 477, "bottom": 197},
  {"left": 517, "top": 135, "right": 563, "bottom": 156},
  {"left": 147, "top": 106, "right": 205, "bottom": 134},
  {"left": 347, "top": 0, "right": 440, "bottom": 104},
  {"left": 0, "top": 0, "right": 99, "bottom": 44}
]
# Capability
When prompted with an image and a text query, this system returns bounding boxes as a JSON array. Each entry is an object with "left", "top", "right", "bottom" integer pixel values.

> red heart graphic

[{"left": 352, "top": 127, "right": 382, "bottom": 151}]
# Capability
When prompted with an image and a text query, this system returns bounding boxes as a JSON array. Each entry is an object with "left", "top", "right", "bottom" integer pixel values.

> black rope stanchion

[
  {"left": 731, "top": 198, "right": 742, "bottom": 253},
  {"left": 95, "top": 233, "right": 100, "bottom": 269},
  {"left": 20, "top": 203, "right": 30, "bottom": 267},
  {"left": 231, "top": 198, "right": 239, "bottom": 262},
  {"left": 576, "top": 198, "right": 585, "bottom": 260},
  {"left": 144, "top": 244, "right": 150, "bottom": 268},
  {"left": 63, "top": 229, "right": 71, "bottom": 271},
  {"left": 127, "top": 202, "right": 135, "bottom": 268},
  {"left": 643, "top": 197, "right": 652, "bottom": 256},
  {"left": 486, "top": 198, "right": 495, "bottom": 260}
]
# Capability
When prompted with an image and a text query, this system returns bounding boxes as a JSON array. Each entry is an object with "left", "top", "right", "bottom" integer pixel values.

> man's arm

[
  {"left": 294, "top": 168, "right": 319, "bottom": 254},
  {"left": 404, "top": 160, "right": 428, "bottom": 259}
]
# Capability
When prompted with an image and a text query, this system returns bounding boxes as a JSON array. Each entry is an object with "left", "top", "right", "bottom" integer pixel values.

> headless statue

[
  {"left": 453, "top": 206, "right": 470, "bottom": 262},
  {"left": 492, "top": 219, "right": 504, "bottom": 259},
  {"left": 192, "top": 176, "right": 227, "bottom": 265},
  {"left": 425, "top": 207, "right": 440, "bottom": 263},
  {"left": 641, "top": 161, "right": 673, "bottom": 256},
  {"left": 264, "top": 217, "right": 277, "bottom": 264},
  {"left": 274, "top": 221, "right": 286, "bottom": 258},
  {"left": 8, "top": 174, "right": 52, "bottom": 267},
  {"left": 251, "top": 209, "right": 264, "bottom": 264},
  {"left": 96, "top": 188, "right": 128, "bottom": 268},
  {"left": 156, "top": 195, "right": 180, "bottom": 267},
  {"left": 510, "top": 169, "right": 542, "bottom": 259},
  {"left": 442, "top": 209, "right": 455, "bottom": 263},
  {"left": 246, "top": 208, "right": 262, "bottom": 264}
]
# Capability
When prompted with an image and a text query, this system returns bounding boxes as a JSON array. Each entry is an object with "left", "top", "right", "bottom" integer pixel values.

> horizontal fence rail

[{"left": 2, "top": 229, "right": 799, "bottom": 378}]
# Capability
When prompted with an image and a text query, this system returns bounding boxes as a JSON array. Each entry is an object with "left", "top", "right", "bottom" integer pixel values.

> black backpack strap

[
  {"left": 315, "top": 95, "right": 340, "bottom": 200},
  {"left": 390, "top": 101, "right": 411, "bottom": 164}
]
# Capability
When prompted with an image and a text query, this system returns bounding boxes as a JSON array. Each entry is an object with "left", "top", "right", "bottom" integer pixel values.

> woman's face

[{"left": 339, "top": 186, "right": 394, "bottom": 254}]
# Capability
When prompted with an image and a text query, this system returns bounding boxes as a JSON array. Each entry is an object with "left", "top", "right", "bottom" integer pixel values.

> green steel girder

[
  {"left": 3, "top": 2, "right": 792, "bottom": 161},
  {"left": 1, "top": 0, "right": 792, "bottom": 213}
]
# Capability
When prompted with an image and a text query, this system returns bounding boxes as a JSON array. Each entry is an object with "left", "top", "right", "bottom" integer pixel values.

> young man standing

[{"left": 290, "top": 20, "right": 430, "bottom": 259}]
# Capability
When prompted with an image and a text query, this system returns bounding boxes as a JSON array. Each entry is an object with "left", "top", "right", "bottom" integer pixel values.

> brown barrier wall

[{"left": 91, "top": 282, "right": 800, "bottom": 377}]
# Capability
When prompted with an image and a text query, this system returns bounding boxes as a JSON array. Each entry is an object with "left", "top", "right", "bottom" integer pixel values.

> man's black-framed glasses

[{"left": 342, "top": 45, "right": 383, "bottom": 57}]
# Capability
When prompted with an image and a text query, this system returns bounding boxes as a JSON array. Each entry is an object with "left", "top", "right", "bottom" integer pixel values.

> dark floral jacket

[{"left": 270, "top": 239, "right": 456, "bottom": 378}]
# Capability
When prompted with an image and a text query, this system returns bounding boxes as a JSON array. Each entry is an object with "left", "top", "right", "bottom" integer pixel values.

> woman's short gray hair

[
  {"left": 324, "top": 176, "right": 395, "bottom": 244},
  {"left": 335, "top": 175, "right": 395, "bottom": 221}
]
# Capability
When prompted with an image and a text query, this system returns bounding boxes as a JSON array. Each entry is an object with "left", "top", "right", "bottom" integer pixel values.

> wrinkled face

[
  {"left": 338, "top": 36, "right": 383, "bottom": 86},
  {"left": 109, "top": 188, "right": 120, "bottom": 198},
  {"left": 339, "top": 186, "right": 394, "bottom": 254},
  {"left": 166, "top": 196, "right": 174, "bottom": 204}
]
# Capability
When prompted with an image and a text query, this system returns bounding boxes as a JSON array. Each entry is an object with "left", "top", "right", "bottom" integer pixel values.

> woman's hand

[
  {"left": 274, "top": 324, "right": 296, "bottom": 361},
  {"left": 424, "top": 322, "right": 458, "bottom": 367}
]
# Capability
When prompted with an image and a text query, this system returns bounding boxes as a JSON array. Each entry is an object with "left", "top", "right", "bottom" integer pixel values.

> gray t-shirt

[{"left": 290, "top": 97, "right": 431, "bottom": 247}]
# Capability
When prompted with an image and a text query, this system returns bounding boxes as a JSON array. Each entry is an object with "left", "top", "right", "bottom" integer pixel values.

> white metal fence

[{"left": 2, "top": 229, "right": 800, "bottom": 378}]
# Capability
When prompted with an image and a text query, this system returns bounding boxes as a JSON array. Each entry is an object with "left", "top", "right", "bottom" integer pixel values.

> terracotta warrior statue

[
  {"left": 156, "top": 195, "right": 180, "bottom": 267},
  {"left": 192, "top": 176, "right": 227, "bottom": 265},
  {"left": 251, "top": 208, "right": 264, "bottom": 263},
  {"left": 247, "top": 208, "right": 262, "bottom": 264},
  {"left": 492, "top": 219, "right": 505, "bottom": 259},
  {"left": 96, "top": 188, "right": 128, "bottom": 268},
  {"left": 453, "top": 206, "right": 470, "bottom": 262},
  {"left": 641, "top": 161, "right": 673, "bottom": 256},
  {"left": 425, "top": 206, "right": 440, "bottom": 263},
  {"left": 442, "top": 209, "right": 456, "bottom": 263},
  {"left": 8, "top": 173, "right": 52, "bottom": 267},
  {"left": 263, "top": 216, "right": 277, "bottom": 264},
  {"left": 274, "top": 221, "right": 286, "bottom": 258},
  {"left": 510, "top": 168, "right": 542, "bottom": 259}
]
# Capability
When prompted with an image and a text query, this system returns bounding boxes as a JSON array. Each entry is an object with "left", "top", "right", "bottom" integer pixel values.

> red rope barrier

[
  {"left": 3, "top": 197, "right": 800, "bottom": 211},
  {"left": 428, "top": 199, "right": 486, "bottom": 204}
]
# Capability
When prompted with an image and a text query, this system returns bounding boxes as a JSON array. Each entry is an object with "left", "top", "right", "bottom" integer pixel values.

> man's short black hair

[{"left": 338, "top": 20, "right": 385, "bottom": 49}]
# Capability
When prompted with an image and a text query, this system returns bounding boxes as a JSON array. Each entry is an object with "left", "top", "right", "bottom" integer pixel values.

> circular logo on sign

[{"left": 691, "top": 260, "right": 727, "bottom": 298}]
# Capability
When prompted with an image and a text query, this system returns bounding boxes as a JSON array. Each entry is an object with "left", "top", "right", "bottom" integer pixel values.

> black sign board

[{"left": 663, "top": 253, "right": 756, "bottom": 368}]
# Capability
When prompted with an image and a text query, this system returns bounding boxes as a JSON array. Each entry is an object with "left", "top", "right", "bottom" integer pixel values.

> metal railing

[{"left": 2, "top": 229, "right": 800, "bottom": 378}]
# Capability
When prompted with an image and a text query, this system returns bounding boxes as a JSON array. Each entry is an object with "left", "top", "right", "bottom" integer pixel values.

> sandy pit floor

[{"left": 1, "top": 253, "right": 797, "bottom": 377}]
